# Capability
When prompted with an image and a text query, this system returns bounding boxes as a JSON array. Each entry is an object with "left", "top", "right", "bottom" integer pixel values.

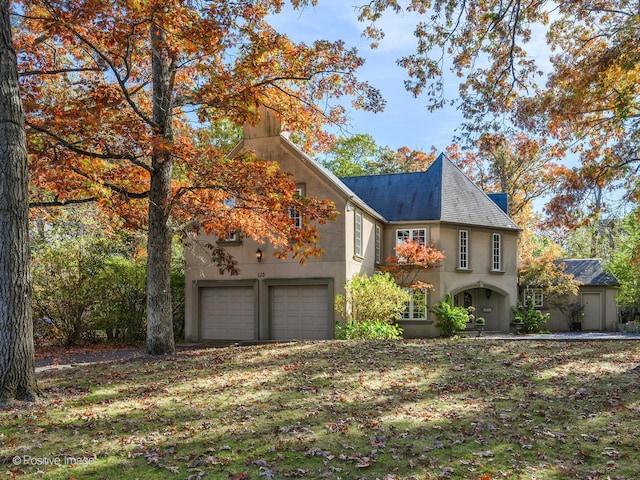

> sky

[
  {"left": 269, "top": 4, "right": 630, "bottom": 219},
  {"left": 268, "top": 2, "right": 466, "bottom": 154}
]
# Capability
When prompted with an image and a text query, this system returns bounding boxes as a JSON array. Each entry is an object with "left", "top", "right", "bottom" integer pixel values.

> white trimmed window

[
  {"left": 524, "top": 288, "right": 544, "bottom": 307},
  {"left": 375, "top": 225, "right": 381, "bottom": 264},
  {"left": 458, "top": 230, "right": 469, "bottom": 269},
  {"left": 223, "top": 231, "right": 237, "bottom": 242},
  {"left": 355, "top": 211, "right": 363, "bottom": 257},
  {"left": 402, "top": 288, "right": 428, "bottom": 320},
  {"left": 396, "top": 228, "right": 426, "bottom": 247},
  {"left": 492, "top": 233, "right": 502, "bottom": 271},
  {"left": 289, "top": 188, "right": 303, "bottom": 228}
]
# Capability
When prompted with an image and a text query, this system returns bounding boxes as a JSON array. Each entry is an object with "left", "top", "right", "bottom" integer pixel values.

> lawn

[{"left": 2, "top": 339, "right": 640, "bottom": 479}]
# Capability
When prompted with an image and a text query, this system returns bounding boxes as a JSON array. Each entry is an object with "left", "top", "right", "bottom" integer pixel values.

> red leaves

[{"left": 381, "top": 239, "right": 445, "bottom": 288}]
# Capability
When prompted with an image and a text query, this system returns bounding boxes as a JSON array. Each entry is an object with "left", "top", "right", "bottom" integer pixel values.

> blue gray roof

[
  {"left": 557, "top": 259, "right": 619, "bottom": 286},
  {"left": 340, "top": 154, "right": 519, "bottom": 230}
]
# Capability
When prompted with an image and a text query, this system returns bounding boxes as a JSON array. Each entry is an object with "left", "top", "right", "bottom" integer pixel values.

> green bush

[
  {"left": 334, "top": 272, "right": 408, "bottom": 340},
  {"left": 31, "top": 213, "right": 186, "bottom": 345},
  {"left": 430, "top": 294, "right": 471, "bottom": 337},
  {"left": 335, "top": 272, "right": 410, "bottom": 325},
  {"left": 335, "top": 320, "right": 404, "bottom": 340},
  {"left": 512, "top": 299, "right": 550, "bottom": 333},
  {"left": 32, "top": 236, "right": 112, "bottom": 346},
  {"left": 171, "top": 264, "right": 186, "bottom": 341},
  {"left": 94, "top": 257, "right": 147, "bottom": 343}
]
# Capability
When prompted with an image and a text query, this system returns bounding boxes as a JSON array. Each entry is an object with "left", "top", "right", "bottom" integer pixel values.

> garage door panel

[
  {"left": 200, "top": 286, "right": 255, "bottom": 340},
  {"left": 271, "top": 285, "right": 330, "bottom": 340}
]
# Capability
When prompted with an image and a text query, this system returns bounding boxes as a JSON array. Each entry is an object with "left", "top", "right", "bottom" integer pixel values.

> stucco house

[
  {"left": 184, "top": 110, "right": 521, "bottom": 341},
  {"left": 530, "top": 259, "right": 619, "bottom": 331}
]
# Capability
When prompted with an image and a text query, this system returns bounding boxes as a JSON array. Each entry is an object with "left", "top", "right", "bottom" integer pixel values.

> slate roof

[
  {"left": 557, "top": 259, "right": 619, "bottom": 286},
  {"left": 340, "top": 153, "right": 519, "bottom": 230}
]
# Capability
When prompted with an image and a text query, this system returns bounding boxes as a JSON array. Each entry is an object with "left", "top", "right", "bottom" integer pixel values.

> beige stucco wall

[
  {"left": 184, "top": 110, "right": 521, "bottom": 339},
  {"left": 380, "top": 222, "right": 519, "bottom": 336},
  {"left": 184, "top": 132, "right": 379, "bottom": 341},
  {"left": 544, "top": 286, "right": 619, "bottom": 332}
]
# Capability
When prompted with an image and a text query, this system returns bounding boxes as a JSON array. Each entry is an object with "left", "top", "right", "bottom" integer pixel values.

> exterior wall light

[{"left": 256, "top": 248, "right": 263, "bottom": 262}]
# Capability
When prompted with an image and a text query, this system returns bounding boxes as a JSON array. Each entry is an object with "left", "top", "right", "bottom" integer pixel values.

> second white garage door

[
  {"left": 270, "top": 285, "right": 331, "bottom": 340},
  {"left": 200, "top": 286, "right": 256, "bottom": 340}
]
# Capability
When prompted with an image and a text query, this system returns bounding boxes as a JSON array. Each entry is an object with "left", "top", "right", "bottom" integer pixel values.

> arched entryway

[{"left": 452, "top": 284, "right": 508, "bottom": 332}]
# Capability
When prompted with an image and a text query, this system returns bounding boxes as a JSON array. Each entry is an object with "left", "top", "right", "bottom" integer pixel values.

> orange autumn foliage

[{"left": 14, "top": 0, "right": 383, "bottom": 353}]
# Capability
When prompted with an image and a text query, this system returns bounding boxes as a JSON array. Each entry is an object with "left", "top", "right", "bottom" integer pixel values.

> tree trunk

[
  {"left": 146, "top": 22, "right": 175, "bottom": 355},
  {"left": 0, "top": 0, "right": 40, "bottom": 406}
]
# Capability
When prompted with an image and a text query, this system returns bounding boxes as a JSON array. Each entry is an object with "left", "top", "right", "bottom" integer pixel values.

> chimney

[{"left": 243, "top": 106, "right": 282, "bottom": 139}]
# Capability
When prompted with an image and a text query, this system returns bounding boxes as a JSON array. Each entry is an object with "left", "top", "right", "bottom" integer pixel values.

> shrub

[
  {"left": 430, "top": 294, "right": 471, "bottom": 337},
  {"left": 171, "top": 264, "right": 186, "bottom": 341},
  {"left": 512, "top": 299, "right": 550, "bottom": 333},
  {"left": 335, "top": 320, "right": 404, "bottom": 340},
  {"left": 32, "top": 236, "right": 112, "bottom": 346},
  {"left": 94, "top": 257, "right": 147, "bottom": 343},
  {"left": 31, "top": 220, "right": 186, "bottom": 345},
  {"left": 335, "top": 272, "right": 410, "bottom": 324},
  {"left": 334, "top": 272, "right": 408, "bottom": 340}
]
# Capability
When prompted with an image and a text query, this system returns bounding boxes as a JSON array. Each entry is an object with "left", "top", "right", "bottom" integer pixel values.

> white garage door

[
  {"left": 200, "top": 287, "right": 256, "bottom": 340},
  {"left": 271, "top": 285, "right": 331, "bottom": 340}
]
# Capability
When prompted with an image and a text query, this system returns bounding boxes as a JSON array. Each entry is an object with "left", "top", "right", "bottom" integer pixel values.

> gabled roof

[
  {"left": 340, "top": 154, "right": 519, "bottom": 230},
  {"left": 557, "top": 259, "right": 619, "bottom": 286}
]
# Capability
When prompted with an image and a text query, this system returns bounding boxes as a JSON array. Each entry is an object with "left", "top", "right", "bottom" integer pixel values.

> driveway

[
  {"left": 35, "top": 343, "right": 214, "bottom": 373},
  {"left": 477, "top": 331, "right": 640, "bottom": 341}
]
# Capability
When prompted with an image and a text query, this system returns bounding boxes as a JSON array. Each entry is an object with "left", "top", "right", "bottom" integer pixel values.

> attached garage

[
  {"left": 269, "top": 284, "right": 332, "bottom": 340},
  {"left": 200, "top": 284, "right": 257, "bottom": 340},
  {"left": 193, "top": 279, "right": 333, "bottom": 341}
]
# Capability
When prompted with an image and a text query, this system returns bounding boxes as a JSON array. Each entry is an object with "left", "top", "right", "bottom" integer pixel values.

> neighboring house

[
  {"left": 184, "top": 110, "right": 521, "bottom": 341},
  {"left": 533, "top": 259, "right": 619, "bottom": 331}
]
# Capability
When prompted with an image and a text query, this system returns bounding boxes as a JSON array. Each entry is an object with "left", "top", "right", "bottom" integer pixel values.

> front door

[{"left": 582, "top": 292, "right": 603, "bottom": 331}]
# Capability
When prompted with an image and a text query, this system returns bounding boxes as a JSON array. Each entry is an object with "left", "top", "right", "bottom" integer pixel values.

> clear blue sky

[{"left": 268, "top": 2, "right": 465, "bottom": 154}]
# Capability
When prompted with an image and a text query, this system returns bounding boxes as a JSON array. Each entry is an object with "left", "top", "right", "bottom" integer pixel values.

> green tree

[
  {"left": 565, "top": 217, "right": 620, "bottom": 259},
  {"left": 321, "top": 133, "right": 403, "bottom": 177},
  {"left": 322, "top": 134, "right": 441, "bottom": 177},
  {"left": 31, "top": 205, "right": 185, "bottom": 345},
  {"left": 607, "top": 213, "right": 640, "bottom": 313},
  {"left": 94, "top": 257, "right": 147, "bottom": 344}
]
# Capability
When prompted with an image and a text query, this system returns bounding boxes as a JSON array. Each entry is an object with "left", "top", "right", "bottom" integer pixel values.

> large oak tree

[
  {"left": 15, "top": 0, "right": 383, "bottom": 355},
  {"left": 0, "top": 0, "right": 39, "bottom": 406}
]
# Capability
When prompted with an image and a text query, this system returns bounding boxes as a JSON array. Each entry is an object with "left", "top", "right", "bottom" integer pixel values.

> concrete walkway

[{"left": 474, "top": 331, "right": 640, "bottom": 341}]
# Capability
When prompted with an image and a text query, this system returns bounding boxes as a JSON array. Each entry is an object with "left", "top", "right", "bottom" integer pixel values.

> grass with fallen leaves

[{"left": 2, "top": 339, "right": 640, "bottom": 479}]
